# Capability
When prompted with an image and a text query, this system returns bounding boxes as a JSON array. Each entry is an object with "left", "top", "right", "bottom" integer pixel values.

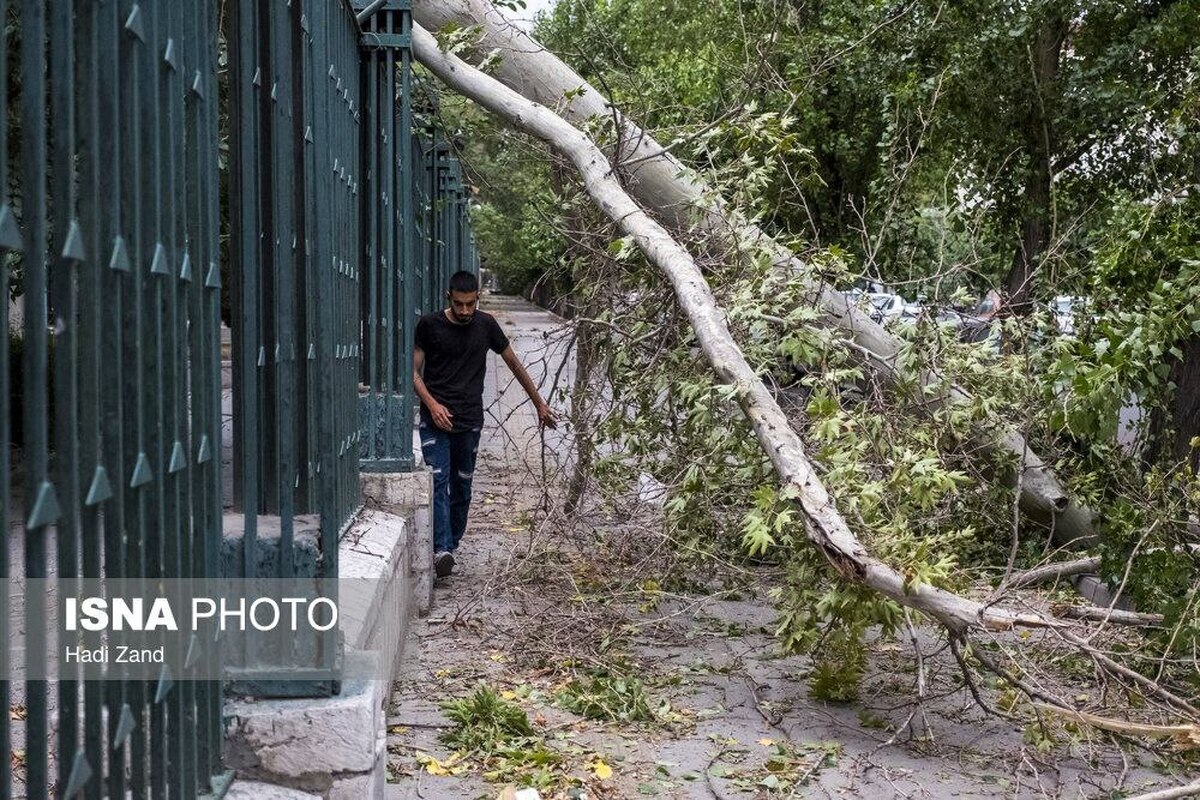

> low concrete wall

[
  {"left": 223, "top": 470, "right": 432, "bottom": 798},
  {"left": 362, "top": 469, "right": 434, "bottom": 617}
]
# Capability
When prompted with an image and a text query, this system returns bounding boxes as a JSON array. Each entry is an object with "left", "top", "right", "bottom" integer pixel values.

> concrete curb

[{"left": 223, "top": 470, "right": 432, "bottom": 798}]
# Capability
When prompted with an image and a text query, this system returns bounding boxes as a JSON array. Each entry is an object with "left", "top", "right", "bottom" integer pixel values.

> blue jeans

[{"left": 419, "top": 425, "right": 482, "bottom": 553}]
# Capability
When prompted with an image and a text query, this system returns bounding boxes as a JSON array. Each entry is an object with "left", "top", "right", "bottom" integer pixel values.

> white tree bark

[
  {"left": 1008, "top": 556, "right": 1102, "bottom": 588},
  {"left": 410, "top": 21, "right": 1058, "bottom": 635},
  {"left": 409, "top": 0, "right": 1096, "bottom": 545}
]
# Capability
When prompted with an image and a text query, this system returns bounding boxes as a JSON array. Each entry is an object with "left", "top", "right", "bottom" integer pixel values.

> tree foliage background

[{"left": 442, "top": 0, "right": 1200, "bottom": 713}]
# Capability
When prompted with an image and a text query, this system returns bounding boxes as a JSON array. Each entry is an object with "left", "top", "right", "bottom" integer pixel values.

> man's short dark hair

[{"left": 449, "top": 271, "right": 479, "bottom": 293}]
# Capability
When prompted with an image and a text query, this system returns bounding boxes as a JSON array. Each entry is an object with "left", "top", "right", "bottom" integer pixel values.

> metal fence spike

[
  {"left": 184, "top": 634, "right": 201, "bottom": 670},
  {"left": 63, "top": 752, "right": 93, "bottom": 799},
  {"left": 84, "top": 466, "right": 113, "bottom": 506},
  {"left": 204, "top": 260, "right": 221, "bottom": 288},
  {"left": 179, "top": 251, "right": 193, "bottom": 282},
  {"left": 150, "top": 242, "right": 170, "bottom": 275},
  {"left": 130, "top": 453, "right": 154, "bottom": 488},
  {"left": 0, "top": 204, "right": 22, "bottom": 252},
  {"left": 109, "top": 235, "right": 131, "bottom": 271},
  {"left": 163, "top": 38, "right": 179, "bottom": 71},
  {"left": 60, "top": 219, "right": 86, "bottom": 262},
  {"left": 168, "top": 441, "right": 187, "bottom": 473},
  {"left": 154, "top": 664, "right": 175, "bottom": 703},
  {"left": 26, "top": 481, "right": 62, "bottom": 528},
  {"left": 124, "top": 3, "right": 145, "bottom": 41},
  {"left": 113, "top": 705, "right": 137, "bottom": 751},
  {"left": 197, "top": 434, "right": 212, "bottom": 463}
]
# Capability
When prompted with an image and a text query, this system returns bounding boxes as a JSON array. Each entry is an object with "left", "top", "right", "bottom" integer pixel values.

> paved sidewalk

[{"left": 383, "top": 296, "right": 1188, "bottom": 800}]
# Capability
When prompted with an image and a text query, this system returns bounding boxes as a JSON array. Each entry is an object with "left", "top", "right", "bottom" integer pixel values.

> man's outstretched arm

[{"left": 499, "top": 345, "right": 557, "bottom": 429}]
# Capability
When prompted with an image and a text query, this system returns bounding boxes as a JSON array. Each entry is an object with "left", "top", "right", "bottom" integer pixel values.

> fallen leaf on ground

[{"left": 416, "top": 751, "right": 468, "bottom": 776}]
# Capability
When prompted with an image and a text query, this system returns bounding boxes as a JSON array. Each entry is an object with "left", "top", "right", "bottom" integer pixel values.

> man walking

[{"left": 413, "top": 271, "right": 556, "bottom": 578}]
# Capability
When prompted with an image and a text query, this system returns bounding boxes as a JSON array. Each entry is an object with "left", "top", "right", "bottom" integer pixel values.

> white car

[
  {"left": 1053, "top": 295, "right": 1087, "bottom": 336},
  {"left": 867, "top": 293, "right": 905, "bottom": 323}
]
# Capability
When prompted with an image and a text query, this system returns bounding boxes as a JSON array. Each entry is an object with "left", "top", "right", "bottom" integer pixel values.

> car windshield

[{"left": 1056, "top": 298, "right": 1074, "bottom": 313}]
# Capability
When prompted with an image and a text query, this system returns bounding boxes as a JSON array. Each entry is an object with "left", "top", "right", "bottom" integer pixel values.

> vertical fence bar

[
  {"left": 313, "top": 0, "right": 340, "bottom": 697},
  {"left": 106, "top": 0, "right": 132, "bottom": 794},
  {"left": 362, "top": 8, "right": 380, "bottom": 463},
  {"left": 291, "top": 0, "right": 314, "bottom": 525},
  {"left": 77, "top": 0, "right": 108, "bottom": 795},
  {"left": 183, "top": 0, "right": 206, "bottom": 792},
  {"left": 201, "top": 0, "right": 228, "bottom": 784},
  {"left": 49, "top": 0, "right": 83, "bottom": 792},
  {"left": 274, "top": 0, "right": 298, "bottom": 582},
  {"left": 20, "top": 0, "right": 52, "bottom": 793},
  {"left": 0, "top": 0, "right": 12, "bottom": 796},
  {"left": 382, "top": 9, "right": 397, "bottom": 465},
  {"left": 160, "top": 0, "right": 183, "bottom": 791},
  {"left": 162, "top": 0, "right": 187, "bottom": 791},
  {"left": 397, "top": 6, "right": 416, "bottom": 442},
  {"left": 230, "top": 0, "right": 261, "bottom": 596},
  {"left": 140, "top": 2, "right": 168, "bottom": 791},
  {"left": 123, "top": 0, "right": 151, "bottom": 787}
]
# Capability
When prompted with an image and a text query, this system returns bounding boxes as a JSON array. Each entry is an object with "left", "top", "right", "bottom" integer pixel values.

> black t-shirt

[{"left": 414, "top": 309, "right": 510, "bottom": 432}]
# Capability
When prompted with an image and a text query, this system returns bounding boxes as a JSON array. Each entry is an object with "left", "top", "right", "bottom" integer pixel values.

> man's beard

[{"left": 451, "top": 311, "right": 473, "bottom": 324}]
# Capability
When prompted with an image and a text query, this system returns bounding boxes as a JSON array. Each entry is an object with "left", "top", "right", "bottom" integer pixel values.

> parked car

[
  {"left": 1053, "top": 295, "right": 1087, "bottom": 336},
  {"left": 959, "top": 290, "right": 1003, "bottom": 347},
  {"left": 867, "top": 293, "right": 906, "bottom": 323}
]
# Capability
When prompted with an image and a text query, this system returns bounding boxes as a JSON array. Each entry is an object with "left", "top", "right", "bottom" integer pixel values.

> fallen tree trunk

[
  {"left": 1052, "top": 605, "right": 1165, "bottom": 627},
  {"left": 410, "top": 20, "right": 1057, "bottom": 636},
  {"left": 1008, "top": 556, "right": 1103, "bottom": 588},
  {"left": 409, "top": 0, "right": 1096, "bottom": 546}
]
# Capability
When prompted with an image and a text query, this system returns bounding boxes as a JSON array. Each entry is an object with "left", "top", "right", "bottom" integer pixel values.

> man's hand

[
  {"left": 536, "top": 401, "right": 557, "bottom": 430},
  {"left": 429, "top": 402, "right": 454, "bottom": 431}
]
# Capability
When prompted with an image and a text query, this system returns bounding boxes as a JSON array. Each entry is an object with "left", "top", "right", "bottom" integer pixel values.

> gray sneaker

[{"left": 434, "top": 551, "right": 455, "bottom": 578}]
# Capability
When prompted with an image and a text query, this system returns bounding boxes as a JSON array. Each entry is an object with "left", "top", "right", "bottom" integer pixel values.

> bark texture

[
  {"left": 1004, "top": 15, "right": 1068, "bottom": 313},
  {"left": 410, "top": 0, "right": 1097, "bottom": 545}
]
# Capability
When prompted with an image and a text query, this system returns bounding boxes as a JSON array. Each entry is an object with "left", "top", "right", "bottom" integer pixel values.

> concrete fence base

[{"left": 222, "top": 470, "right": 432, "bottom": 798}]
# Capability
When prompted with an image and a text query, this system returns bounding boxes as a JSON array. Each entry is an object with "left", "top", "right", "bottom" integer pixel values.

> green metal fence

[
  {"left": 227, "top": 0, "right": 369, "bottom": 698},
  {"left": 359, "top": 0, "right": 418, "bottom": 471},
  {"left": 1, "top": 0, "right": 227, "bottom": 796},
  {"left": 1, "top": 0, "right": 479, "bottom": 795}
]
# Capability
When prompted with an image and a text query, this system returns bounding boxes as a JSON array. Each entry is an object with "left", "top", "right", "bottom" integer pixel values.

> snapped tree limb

[
  {"left": 410, "top": 19, "right": 1059, "bottom": 636},
  {"left": 1008, "top": 556, "right": 1103, "bottom": 588},
  {"left": 409, "top": 0, "right": 1096, "bottom": 546}
]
